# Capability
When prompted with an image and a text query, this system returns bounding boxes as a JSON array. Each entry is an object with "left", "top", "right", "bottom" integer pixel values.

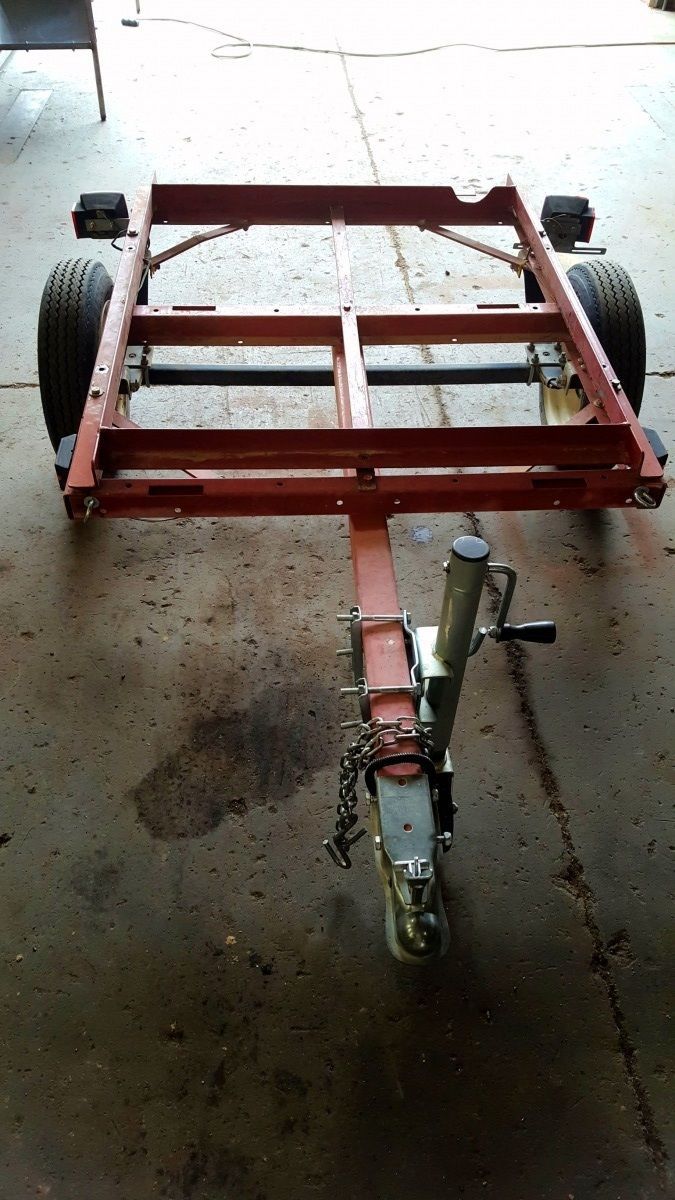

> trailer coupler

[
  {"left": 372, "top": 770, "right": 451, "bottom": 963},
  {"left": 327, "top": 535, "right": 557, "bottom": 964}
]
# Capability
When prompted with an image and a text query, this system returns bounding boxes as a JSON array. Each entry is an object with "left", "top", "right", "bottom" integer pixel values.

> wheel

[
  {"left": 37, "top": 258, "right": 113, "bottom": 450},
  {"left": 539, "top": 260, "right": 646, "bottom": 425}
]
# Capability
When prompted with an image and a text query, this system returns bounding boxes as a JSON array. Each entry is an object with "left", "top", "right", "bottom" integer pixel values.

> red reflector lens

[{"left": 580, "top": 211, "right": 595, "bottom": 243}]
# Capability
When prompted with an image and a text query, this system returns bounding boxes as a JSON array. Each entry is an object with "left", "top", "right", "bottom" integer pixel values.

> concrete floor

[{"left": 1, "top": 1, "right": 674, "bottom": 1197}]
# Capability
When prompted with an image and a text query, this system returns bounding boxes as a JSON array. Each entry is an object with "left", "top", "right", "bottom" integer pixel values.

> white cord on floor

[{"left": 121, "top": 16, "right": 675, "bottom": 60}]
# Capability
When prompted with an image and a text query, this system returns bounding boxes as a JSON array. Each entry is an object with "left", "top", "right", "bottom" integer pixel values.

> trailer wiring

[{"left": 121, "top": 16, "right": 675, "bottom": 60}]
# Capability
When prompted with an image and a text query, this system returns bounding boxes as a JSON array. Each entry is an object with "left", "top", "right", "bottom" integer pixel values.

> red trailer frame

[{"left": 62, "top": 179, "right": 667, "bottom": 749}]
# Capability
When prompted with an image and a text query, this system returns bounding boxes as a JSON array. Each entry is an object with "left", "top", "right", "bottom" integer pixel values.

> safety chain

[{"left": 322, "top": 718, "right": 433, "bottom": 869}]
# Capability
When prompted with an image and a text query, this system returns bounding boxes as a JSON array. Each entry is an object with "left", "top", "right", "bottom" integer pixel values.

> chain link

[{"left": 323, "top": 718, "right": 433, "bottom": 868}]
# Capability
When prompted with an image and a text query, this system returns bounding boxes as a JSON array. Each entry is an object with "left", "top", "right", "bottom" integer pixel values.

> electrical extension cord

[{"left": 120, "top": 16, "right": 675, "bottom": 60}]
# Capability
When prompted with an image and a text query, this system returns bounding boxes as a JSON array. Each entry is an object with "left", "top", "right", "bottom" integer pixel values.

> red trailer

[{"left": 37, "top": 181, "right": 667, "bottom": 961}]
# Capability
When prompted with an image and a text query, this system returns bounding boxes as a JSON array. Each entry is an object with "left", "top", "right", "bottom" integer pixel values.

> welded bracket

[
  {"left": 416, "top": 625, "right": 454, "bottom": 759},
  {"left": 121, "top": 344, "right": 153, "bottom": 394},
  {"left": 526, "top": 342, "right": 566, "bottom": 388}
]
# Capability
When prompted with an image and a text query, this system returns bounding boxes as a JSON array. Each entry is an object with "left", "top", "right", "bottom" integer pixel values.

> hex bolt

[
  {"left": 90, "top": 385, "right": 102, "bottom": 397},
  {"left": 374, "top": 836, "right": 382, "bottom": 851},
  {"left": 128, "top": 228, "right": 138, "bottom": 238}
]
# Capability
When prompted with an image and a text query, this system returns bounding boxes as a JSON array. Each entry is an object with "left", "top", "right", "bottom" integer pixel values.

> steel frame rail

[{"left": 63, "top": 179, "right": 666, "bottom": 741}]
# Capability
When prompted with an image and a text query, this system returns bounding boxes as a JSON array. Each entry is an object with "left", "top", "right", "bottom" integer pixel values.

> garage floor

[{"left": 0, "top": 2, "right": 673, "bottom": 1197}]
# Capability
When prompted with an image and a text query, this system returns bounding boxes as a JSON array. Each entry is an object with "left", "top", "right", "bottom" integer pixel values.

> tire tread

[
  {"left": 566, "top": 259, "right": 646, "bottom": 413},
  {"left": 37, "top": 258, "right": 112, "bottom": 449}
]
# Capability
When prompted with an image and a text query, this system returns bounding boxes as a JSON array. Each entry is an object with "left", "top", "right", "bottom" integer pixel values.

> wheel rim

[
  {"left": 539, "top": 357, "right": 588, "bottom": 426},
  {"left": 540, "top": 381, "right": 585, "bottom": 424}
]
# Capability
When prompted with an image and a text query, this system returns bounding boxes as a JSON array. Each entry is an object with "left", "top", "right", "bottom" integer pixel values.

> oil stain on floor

[{"left": 130, "top": 671, "right": 340, "bottom": 840}]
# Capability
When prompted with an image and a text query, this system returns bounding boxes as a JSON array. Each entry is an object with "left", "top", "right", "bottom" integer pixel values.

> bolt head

[{"left": 90, "top": 386, "right": 102, "bottom": 397}]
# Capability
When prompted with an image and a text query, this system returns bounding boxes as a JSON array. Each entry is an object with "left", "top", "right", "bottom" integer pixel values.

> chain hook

[{"left": 322, "top": 827, "right": 367, "bottom": 869}]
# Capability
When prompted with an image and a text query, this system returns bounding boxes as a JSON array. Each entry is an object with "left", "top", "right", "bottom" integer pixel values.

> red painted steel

[
  {"left": 68, "top": 184, "right": 153, "bottom": 491},
  {"left": 64, "top": 179, "right": 666, "bottom": 523},
  {"left": 510, "top": 184, "right": 663, "bottom": 481},
  {"left": 151, "top": 183, "right": 518, "bottom": 226},
  {"left": 129, "top": 304, "right": 566, "bottom": 346},
  {"left": 330, "top": 215, "right": 417, "bottom": 751},
  {"left": 59, "top": 177, "right": 667, "bottom": 783},
  {"left": 99, "top": 425, "right": 638, "bottom": 472},
  {"left": 65, "top": 471, "right": 656, "bottom": 521}
]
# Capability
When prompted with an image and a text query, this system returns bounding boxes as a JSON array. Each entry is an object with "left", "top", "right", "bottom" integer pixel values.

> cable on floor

[{"left": 120, "top": 17, "right": 675, "bottom": 60}]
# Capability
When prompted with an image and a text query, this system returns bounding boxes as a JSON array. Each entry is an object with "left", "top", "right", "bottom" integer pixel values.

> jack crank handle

[{"left": 496, "top": 621, "right": 557, "bottom": 644}]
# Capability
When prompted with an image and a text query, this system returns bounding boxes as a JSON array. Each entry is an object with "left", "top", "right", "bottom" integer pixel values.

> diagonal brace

[
  {"left": 421, "top": 221, "right": 530, "bottom": 274},
  {"left": 150, "top": 223, "right": 247, "bottom": 272}
]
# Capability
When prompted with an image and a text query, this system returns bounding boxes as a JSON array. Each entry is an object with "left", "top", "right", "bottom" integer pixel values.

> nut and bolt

[{"left": 90, "top": 385, "right": 102, "bottom": 397}]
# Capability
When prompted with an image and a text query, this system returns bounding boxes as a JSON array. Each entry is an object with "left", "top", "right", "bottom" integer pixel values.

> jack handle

[
  {"left": 469, "top": 563, "right": 556, "bottom": 654},
  {"left": 495, "top": 621, "right": 556, "bottom": 644}
]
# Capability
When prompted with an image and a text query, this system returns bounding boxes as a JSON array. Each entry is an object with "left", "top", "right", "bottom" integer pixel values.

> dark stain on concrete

[
  {"left": 70, "top": 847, "right": 122, "bottom": 912},
  {"left": 206, "top": 1057, "right": 227, "bottom": 1106},
  {"left": 161, "top": 1144, "right": 258, "bottom": 1200},
  {"left": 249, "top": 950, "right": 274, "bottom": 976},
  {"left": 131, "top": 671, "right": 338, "bottom": 840},
  {"left": 273, "top": 1068, "right": 308, "bottom": 1099}
]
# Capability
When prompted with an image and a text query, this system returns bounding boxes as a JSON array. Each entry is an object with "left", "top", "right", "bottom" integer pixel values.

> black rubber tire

[
  {"left": 566, "top": 259, "right": 646, "bottom": 414},
  {"left": 37, "top": 258, "right": 113, "bottom": 450}
]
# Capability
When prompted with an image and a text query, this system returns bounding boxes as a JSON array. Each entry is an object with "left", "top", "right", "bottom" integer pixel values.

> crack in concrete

[
  {"left": 0, "top": 381, "right": 39, "bottom": 389},
  {"left": 338, "top": 51, "right": 451, "bottom": 428},
  {"left": 466, "top": 512, "right": 668, "bottom": 1179},
  {"left": 338, "top": 46, "right": 668, "bottom": 1179},
  {"left": 646, "top": 369, "right": 675, "bottom": 378}
]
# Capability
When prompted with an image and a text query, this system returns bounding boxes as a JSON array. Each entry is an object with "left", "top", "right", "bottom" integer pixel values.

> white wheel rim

[{"left": 540, "top": 382, "right": 585, "bottom": 425}]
